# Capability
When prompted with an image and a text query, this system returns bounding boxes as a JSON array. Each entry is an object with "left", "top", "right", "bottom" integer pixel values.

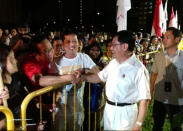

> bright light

[
  {"left": 67, "top": 19, "right": 70, "bottom": 22},
  {"left": 97, "top": 12, "right": 100, "bottom": 15}
]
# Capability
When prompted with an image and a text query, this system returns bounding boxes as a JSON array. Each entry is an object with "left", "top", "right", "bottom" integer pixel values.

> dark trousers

[{"left": 153, "top": 100, "right": 183, "bottom": 131}]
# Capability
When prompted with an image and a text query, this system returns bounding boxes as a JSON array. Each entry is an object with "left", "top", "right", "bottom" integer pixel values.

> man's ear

[
  {"left": 122, "top": 43, "right": 129, "bottom": 51},
  {"left": 175, "top": 37, "right": 180, "bottom": 44}
]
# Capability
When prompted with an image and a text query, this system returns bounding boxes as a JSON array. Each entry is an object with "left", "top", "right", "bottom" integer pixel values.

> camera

[{"left": 164, "top": 81, "right": 172, "bottom": 92}]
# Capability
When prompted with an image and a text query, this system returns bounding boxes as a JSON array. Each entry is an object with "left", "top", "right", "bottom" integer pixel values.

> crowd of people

[{"left": 0, "top": 26, "right": 183, "bottom": 131}]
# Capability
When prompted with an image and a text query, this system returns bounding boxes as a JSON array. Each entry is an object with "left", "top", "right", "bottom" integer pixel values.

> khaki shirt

[{"left": 152, "top": 50, "right": 183, "bottom": 105}]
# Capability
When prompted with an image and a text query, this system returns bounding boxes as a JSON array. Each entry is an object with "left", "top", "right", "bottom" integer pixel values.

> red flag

[
  {"left": 168, "top": 7, "right": 177, "bottom": 28},
  {"left": 151, "top": 0, "right": 163, "bottom": 37}
]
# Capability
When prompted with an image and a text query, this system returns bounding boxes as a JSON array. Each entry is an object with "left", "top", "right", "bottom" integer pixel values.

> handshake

[{"left": 70, "top": 68, "right": 87, "bottom": 84}]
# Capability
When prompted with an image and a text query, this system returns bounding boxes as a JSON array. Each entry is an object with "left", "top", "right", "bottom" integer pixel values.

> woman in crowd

[
  {"left": 84, "top": 42, "right": 107, "bottom": 70},
  {"left": 83, "top": 42, "right": 106, "bottom": 130},
  {"left": 0, "top": 44, "right": 27, "bottom": 129}
]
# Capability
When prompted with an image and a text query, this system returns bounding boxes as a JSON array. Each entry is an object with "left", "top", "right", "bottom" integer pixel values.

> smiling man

[
  {"left": 77, "top": 30, "right": 150, "bottom": 130},
  {"left": 49, "top": 30, "right": 99, "bottom": 130}
]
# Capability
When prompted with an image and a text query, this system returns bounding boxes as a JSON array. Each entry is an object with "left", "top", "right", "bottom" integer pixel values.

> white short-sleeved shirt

[
  {"left": 49, "top": 53, "right": 96, "bottom": 75},
  {"left": 49, "top": 53, "right": 96, "bottom": 104},
  {"left": 98, "top": 54, "right": 151, "bottom": 103}
]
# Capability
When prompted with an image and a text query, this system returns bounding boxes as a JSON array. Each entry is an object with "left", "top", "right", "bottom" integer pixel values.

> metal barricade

[
  {"left": 0, "top": 106, "right": 15, "bottom": 130},
  {"left": 20, "top": 80, "right": 107, "bottom": 131},
  {"left": 20, "top": 83, "right": 66, "bottom": 131}
]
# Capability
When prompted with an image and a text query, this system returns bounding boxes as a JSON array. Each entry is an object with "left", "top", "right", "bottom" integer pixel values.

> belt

[{"left": 106, "top": 99, "right": 135, "bottom": 107}]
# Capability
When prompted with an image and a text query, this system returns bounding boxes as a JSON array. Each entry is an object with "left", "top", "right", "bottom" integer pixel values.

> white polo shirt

[{"left": 98, "top": 54, "right": 151, "bottom": 103}]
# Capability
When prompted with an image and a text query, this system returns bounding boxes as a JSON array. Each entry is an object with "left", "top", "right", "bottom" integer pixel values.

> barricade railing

[
  {"left": 136, "top": 50, "right": 160, "bottom": 63},
  {"left": 137, "top": 50, "right": 159, "bottom": 57},
  {"left": 20, "top": 83, "right": 67, "bottom": 131},
  {"left": 0, "top": 105, "right": 15, "bottom": 130},
  {"left": 20, "top": 81, "right": 104, "bottom": 131}
]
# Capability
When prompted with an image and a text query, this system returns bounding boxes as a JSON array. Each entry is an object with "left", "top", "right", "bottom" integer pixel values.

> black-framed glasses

[
  {"left": 40, "top": 48, "right": 54, "bottom": 55},
  {"left": 111, "top": 42, "right": 121, "bottom": 47}
]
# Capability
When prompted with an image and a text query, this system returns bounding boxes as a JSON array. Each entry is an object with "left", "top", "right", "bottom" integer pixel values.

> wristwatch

[{"left": 136, "top": 121, "right": 142, "bottom": 126}]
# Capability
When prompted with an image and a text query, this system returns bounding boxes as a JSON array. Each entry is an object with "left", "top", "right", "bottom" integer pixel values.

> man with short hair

[
  {"left": 21, "top": 34, "right": 76, "bottom": 130},
  {"left": 150, "top": 27, "right": 183, "bottom": 131},
  {"left": 76, "top": 30, "right": 150, "bottom": 130},
  {"left": 22, "top": 35, "right": 74, "bottom": 91},
  {"left": 49, "top": 30, "right": 99, "bottom": 130}
]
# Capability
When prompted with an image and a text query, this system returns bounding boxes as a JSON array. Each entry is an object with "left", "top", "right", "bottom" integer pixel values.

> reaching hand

[
  {"left": 71, "top": 70, "right": 82, "bottom": 84},
  {"left": 0, "top": 86, "right": 9, "bottom": 105},
  {"left": 71, "top": 69, "right": 89, "bottom": 84}
]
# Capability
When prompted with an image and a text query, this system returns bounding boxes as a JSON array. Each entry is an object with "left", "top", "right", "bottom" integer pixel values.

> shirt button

[{"left": 122, "top": 74, "right": 125, "bottom": 78}]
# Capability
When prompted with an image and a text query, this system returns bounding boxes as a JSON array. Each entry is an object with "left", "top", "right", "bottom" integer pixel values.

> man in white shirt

[
  {"left": 77, "top": 30, "right": 151, "bottom": 130},
  {"left": 49, "top": 30, "right": 99, "bottom": 130}
]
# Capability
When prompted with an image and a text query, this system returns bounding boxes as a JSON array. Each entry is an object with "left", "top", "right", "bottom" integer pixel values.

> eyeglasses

[
  {"left": 40, "top": 48, "right": 54, "bottom": 54},
  {"left": 111, "top": 42, "right": 121, "bottom": 47}
]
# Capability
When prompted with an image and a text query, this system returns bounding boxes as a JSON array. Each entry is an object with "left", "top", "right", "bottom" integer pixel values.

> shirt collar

[
  {"left": 118, "top": 53, "right": 136, "bottom": 66},
  {"left": 164, "top": 49, "right": 180, "bottom": 57}
]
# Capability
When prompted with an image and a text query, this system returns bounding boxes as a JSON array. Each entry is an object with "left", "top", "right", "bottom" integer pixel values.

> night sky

[{"left": 0, "top": 0, "right": 183, "bottom": 33}]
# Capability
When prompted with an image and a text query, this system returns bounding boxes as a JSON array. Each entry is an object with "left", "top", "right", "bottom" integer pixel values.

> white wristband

[{"left": 136, "top": 121, "right": 142, "bottom": 126}]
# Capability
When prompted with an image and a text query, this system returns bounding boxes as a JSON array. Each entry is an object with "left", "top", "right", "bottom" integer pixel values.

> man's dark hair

[
  {"left": 166, "top": 27, "right": 182, "bottom": 42},
  {"left": 137, "top": 32, "right": 143, "bottom": 38},
  {"left": 140, "top": 38, "right": 149, "bottom": 45},
  {"left": 30, "top": 33, "right": 47, "bottom": 54},
  {"left": 114, "top": 30, "right": 136, "bottom": 52},
  {"left": 61, "top": 29, "right": 77, "bottom": 41},
  {"left": 150, "top": 35, "right": 157, "bottom": 43}
]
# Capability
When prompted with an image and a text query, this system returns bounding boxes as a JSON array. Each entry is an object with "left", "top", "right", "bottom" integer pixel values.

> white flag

[
  {"left": 116, "top": 0, "right": 131, "bottom": 32},
  {"left": 162, "top": 0, "right": 168, "bottom": 33},
  {"left": 175, "top": 10, "right": 178, "bottom": 28}
]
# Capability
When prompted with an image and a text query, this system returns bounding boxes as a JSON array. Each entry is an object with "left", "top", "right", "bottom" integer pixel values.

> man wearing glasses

[
  {"left": 77, "top": 30, "right": 150, "bottom": 130},
  {"left": 22, "top": 35, "right": 75, "bottom": 91}
]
